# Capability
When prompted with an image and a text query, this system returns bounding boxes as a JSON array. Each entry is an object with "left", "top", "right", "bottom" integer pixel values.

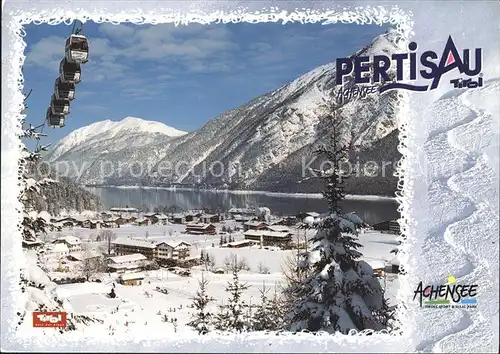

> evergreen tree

[
  {"left": 252, "top": 281, "right": 275, "bottom": 331},
  {"left": 187, "top": 273, "right": 213, "bottom": 334},
  {"left": 283, "top": 109, "right": 391, "bottom": 334},
  {"left": 19, "top": 90, "right": 60, "bottom": 242},
  {"left": 215, "top": 259, "right": 250, "bottom": 332}
]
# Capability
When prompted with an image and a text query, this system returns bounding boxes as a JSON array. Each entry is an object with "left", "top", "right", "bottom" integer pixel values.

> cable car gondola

[
  {"left": 54, "top": 77, "right": 75, "bottom": 101},
  {"left": 46, "top": 108, "right": 66, "bottom": 128},
  {"left": 59, "top": 58, "right": 82, "bottom": 84},
  {"left": 50, "top": 94, "right": 70, "bottom": 116},
  {"left": 65, "top": 34, "right": 89, "bottom": 64}
]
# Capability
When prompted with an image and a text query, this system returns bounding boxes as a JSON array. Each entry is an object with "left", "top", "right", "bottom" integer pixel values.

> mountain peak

[{"left": 48, "top": 117, "right": 187, "bottom": 161}]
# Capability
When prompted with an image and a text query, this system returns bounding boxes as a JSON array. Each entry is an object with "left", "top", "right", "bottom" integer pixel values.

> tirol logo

[
  {"left": 32, "top": 311, "right": 67, "bottom": 328},
  {"left": 413, "top": 276, "right": 478, "bottom": 309},
  {"left": 336, "top": 35, "right": 483, "bottom": 102}
]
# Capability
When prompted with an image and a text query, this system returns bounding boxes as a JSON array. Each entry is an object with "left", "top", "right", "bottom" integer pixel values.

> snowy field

[{"left": 19, "top": 224, "right": 400, "bottom": 336}]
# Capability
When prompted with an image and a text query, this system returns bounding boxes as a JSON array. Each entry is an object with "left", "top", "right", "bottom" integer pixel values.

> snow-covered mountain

[
  {"left": 47, "top": 117, "right": 187, "bottom": 182},
  {"left": 48, "top": 29, "right": 405, "bottom": 195}
]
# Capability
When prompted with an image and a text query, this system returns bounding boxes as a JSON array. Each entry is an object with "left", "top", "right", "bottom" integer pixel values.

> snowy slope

[
  {"left": 47, "top": 117, "right": 187, "bottom": 182},
  {"left": 413, "top": 78, "right": 499, "bottom": 352}
]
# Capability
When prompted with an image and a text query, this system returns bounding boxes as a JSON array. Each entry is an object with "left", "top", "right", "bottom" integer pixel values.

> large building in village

[{"left": 111, "top": 238, "right": 192, "bottom": 261}]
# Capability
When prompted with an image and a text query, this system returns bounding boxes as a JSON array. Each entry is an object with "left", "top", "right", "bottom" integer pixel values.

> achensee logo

[
  {"left": 413, "top": 276, "right": 478, "bottom": 309},
  {"left": 336, "top": 35, "right": 483, "bottom": 101}
]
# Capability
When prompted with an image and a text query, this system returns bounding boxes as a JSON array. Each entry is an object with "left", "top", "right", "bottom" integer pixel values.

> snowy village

[{"left": 17, "top": 20, "right": 404, "bottom": 337}]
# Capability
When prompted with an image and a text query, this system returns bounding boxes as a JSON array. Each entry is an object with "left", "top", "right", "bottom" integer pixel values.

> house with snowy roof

[
  {"left": 52, "top": 236, "right": 82, "bottom": 253},
  {"left": 243, "top": 229, "right": 292, "bottom": 246},
  {"left": 111, "top": 238, "right": 157, "bottom": 259},
  {"left": 185, "top": 223, "right": 216, "bottom": 235},
  {"left": 156, "top": 241, "right": 191, "bottom": 260},
  {"left": 243, "top": 220, "right": 268, "bottom": 231},
  {"left": 107, "top": 253, "right": 148, "bottom": 273}
]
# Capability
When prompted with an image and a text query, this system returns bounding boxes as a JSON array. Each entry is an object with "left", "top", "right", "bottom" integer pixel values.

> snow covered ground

[{"left": 17, "top": 225, "right": 400, "bottom": 337}]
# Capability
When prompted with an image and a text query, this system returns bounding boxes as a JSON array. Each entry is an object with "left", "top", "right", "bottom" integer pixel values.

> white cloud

[
  {"left": 99, "top": 23, "right": 136, "bottom": 39},
  {"left": 25, "top": 36, "right": 65, "bottom": 71}
]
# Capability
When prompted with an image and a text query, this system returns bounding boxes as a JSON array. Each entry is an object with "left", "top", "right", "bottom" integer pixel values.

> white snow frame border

[{"left": 2, "top": 1, "right": 415, "bottom": 352}]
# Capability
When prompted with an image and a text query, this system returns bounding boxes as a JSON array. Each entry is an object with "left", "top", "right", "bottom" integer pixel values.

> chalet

[
  {"left": 119, "top": 272, "right": 145, "bottom": 286},
  {"left": 56, "top": 217, "right": 77, "bottom": 228},
  {"left": 89, "top": 220, "right": 101, "bottom": 229},
  {"left": 136, "top": 217, "right": 150, "bottom": 226},
  {"left": 53, "top": 236, "right": 82, "bottom": 252},
  {"left": 200, "top": 214, "right": 222, "bottom": 224},
  {"left": 144, "top": 212, "right": 158, "bottom": 219},
  {"left": 170, "top": 213, "right": 186, "bottom": 224},
  {"left": 52, "top": 243, "right": 70, "bottom": 258},
  {"left": 185, "top": 223, "right": 216, "bottom": 235},
  {"left": 372, "top": 220, "right": 400, "bottom": 234},
  {"left": 107, "top": 253, "right": 148, "bottom": 273},
  {"left": 67, "top": 250, "right": 103, "bottom": 262},
  {"left": 127, "top": 216, "right": 138, "bottom": 223},
  {"left": 272, "top": 216, "right": 297, "bottom": 226},
  {"left": 22, "top": 238, "right": 44, "bottom": 249},
  {"left": 228, "top": 207, "right": 257, "bottom": 218},
  {"left": 243, "top": 230, "right": 292, "bottom": 246},
  {"left": 185, "top": 212, "right": 202, "bottom": 223},
  {"left": 150, "top": 213, "right": 168, "bottom": 225},
  {"left": 113, "top": 217, "right": 128, "bottom": 226},
  {"left": 156, "top": 241, "right": 191, "bottom": 260},
  {"left": 111, "top": 238, "right": 157, "bottom": 259},
  {"left": 226, "top": 240, "right": 257, "bottom": 248},
  {"left": 266, "top": 225, "right": 290, "bottom": 233},
  {"left": 243, "top": 220, "right": 267, "bottom": 232},
  {"left": 101, "top": 212, "right": 113, "bottom": 219}
]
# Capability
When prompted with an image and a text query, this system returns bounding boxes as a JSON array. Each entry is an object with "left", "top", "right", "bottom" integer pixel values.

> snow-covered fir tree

[
  {"left": 187, "top": 272, "right": 213, "bottom": 334},
  {"left": 19, "top": 90, "right": 60, "bottom": 242},
  {"left": 283, "top": 109, "right": 391, "bottom": 334},
  {"left": 252, "top": 281, "right": 281, "bottom": 331},
  {"left": 213, "top": 259, "right": 250, "bottom": 332}
]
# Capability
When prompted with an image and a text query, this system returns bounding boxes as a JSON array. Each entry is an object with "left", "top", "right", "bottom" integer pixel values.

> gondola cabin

[
  {"left": 65, "top": 34, "right": 89, "bottom": 64},
  {"left": 59, "top": 58, "right": 81, "bottom": 84},
  {"left": 54, "top": 78, "right": 75, "bottom": 101},
  {"left": 50, "top": 95, "right": 70, "bottom": 116},
  {"left": 46, "top": 108, "right": 65, "bottom": 128}
]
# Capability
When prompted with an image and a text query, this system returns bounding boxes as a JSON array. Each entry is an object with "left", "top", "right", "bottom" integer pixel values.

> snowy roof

[
  {"left": 53, "top": 236, "right": 81, "bottom": 245},
  {"left": 136, "top": 218, "right": 150, "bottom": 223},
  {"left": 228, "top": 207, "right": 256, "bottom": 214},
  {"left": 111, "top": 238, "right": 157, "bottom": 249},
  {"left": 185, "top": 223, "right": 215, "bottom": 230},
  {"left": 305, "top": 212, "right": 320, "bottom": 217},
  {"left": 244, "top": 220, "right": 267, "bottom": 227},
  {"left": 367, "top": 260, "right": 387, "bottom": 270},
  {"left": 264, "top": 231, "right": 292, "bottom": 238},
  {"left": 110, "top": 207, "right": 138, "bottom": 212},
  {"left": 200, "top": 214, "right": 217, "bottom": 218},
  {"left": 108, "top": 253, "right": 147, "bottom": 264},
  {"left": 144, "top": 212, "right": 158, "bottom": 217},
  {"left": 68, "top": 251, "right": 102, "bottom": 261},
  {"left": 244, "top": 230, "right": 265, "bottom": 237},
  {"left": 120, "top": 272, "right": 145, "bottom": 281},
  {"left": 157, "top": 241, "right": 191, "bottom": 249},
  {"left": 171, "top": 213, "right": 185, "bottom": 218},
  {"left": 227, "top": 240, "right": 257, "bottom": 246},
  {"left": 53, "top": 243, "right": 69, "bottom": 253},
  {"left": 267, "top": 225, "right": 290, "bottom": 232},
  {"left": 154, "top": 213, "right": 169, "bottom": 219}
]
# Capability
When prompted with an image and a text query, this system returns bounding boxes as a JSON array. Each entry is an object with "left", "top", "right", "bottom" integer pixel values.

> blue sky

[{"left": 23, "top": 21, "right": 390, "bottom": 146}]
